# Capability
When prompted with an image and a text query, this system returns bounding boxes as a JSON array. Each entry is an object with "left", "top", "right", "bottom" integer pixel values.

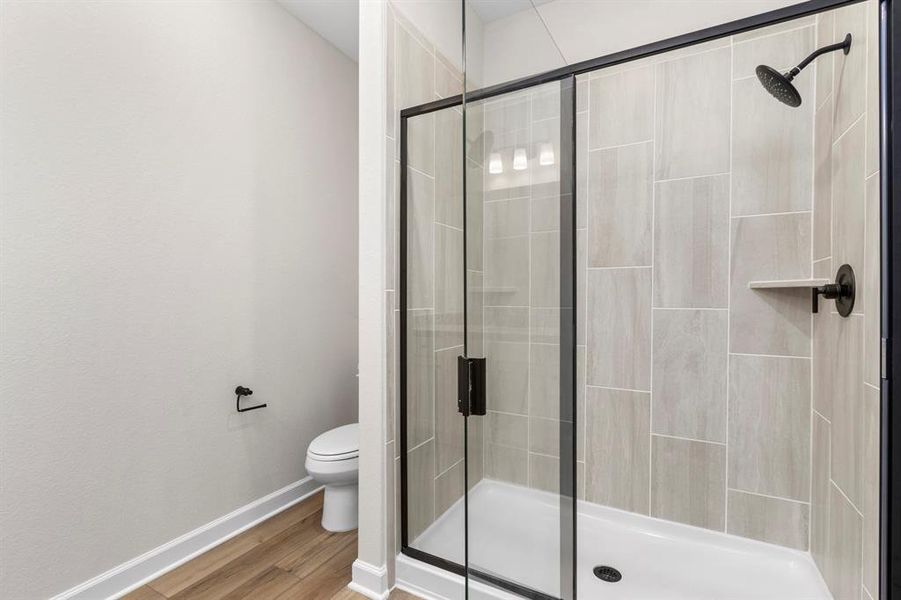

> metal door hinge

[{"left": 457, "top": 356, "right": 486, "bottom": 417}]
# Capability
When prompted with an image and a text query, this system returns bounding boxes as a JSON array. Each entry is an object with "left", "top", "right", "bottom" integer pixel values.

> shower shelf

[{"left": 747, "top": 278, "right": 832, "bottom": 289}]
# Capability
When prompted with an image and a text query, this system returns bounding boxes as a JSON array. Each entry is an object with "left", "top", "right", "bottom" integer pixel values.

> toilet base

[{"left": 322, "top": 483, "right": 358, "bottom": 532}]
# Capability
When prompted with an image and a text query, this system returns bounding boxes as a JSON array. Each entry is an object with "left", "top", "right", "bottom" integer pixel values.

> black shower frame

[{"left": 398, "top": 0, "right": 901, "bottom": 598}]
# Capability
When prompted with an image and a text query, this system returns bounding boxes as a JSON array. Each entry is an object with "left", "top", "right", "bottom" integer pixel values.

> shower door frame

[{"left": 398, "top": 1, "right": 901, "bottom": 599}]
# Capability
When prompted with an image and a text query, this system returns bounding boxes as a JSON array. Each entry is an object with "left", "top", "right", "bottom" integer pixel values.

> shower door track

[{"left": 398, "top": 1, "right": 901, "bottom": 600}]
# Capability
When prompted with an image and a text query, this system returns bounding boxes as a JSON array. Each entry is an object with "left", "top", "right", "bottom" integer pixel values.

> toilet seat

[{"left": 307, "top": 423, "right": 358, "bottom": 462}]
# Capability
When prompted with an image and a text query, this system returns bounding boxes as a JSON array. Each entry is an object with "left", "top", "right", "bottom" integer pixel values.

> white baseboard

[
  {"left": 349, "top": 559, "right": 390, "bottom": 599},
  {"left": 51, "top": 477, "right": 322, "bottom": 600}
]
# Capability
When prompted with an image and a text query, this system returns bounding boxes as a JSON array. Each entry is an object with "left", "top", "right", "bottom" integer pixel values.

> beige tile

[
  {"left": 732, "top": 75, "right": 813, "bottom": 216},
  {"left": 435, "top": 54, "right": 462, "bottom": 99},
  {"left": 386, "top": 444, "right": 396, "bottom": 586},
  {"left": 577, "top": 112, "right": 588, "bottom": 229},
  {"left": 486, "top": 411, "right": 528, "bottom": 449},
  {"left": 386, "top": 293, "right": 396, "bottom": 445},
  {"left": 408, "top": 440, "right": 435, "bottom": 542},
  {"left": 407, "top": 167, "right": 434, "bottom": 309},
  {"left": 727, "top": 490, "right": 809, "bottom": 550},
  {"left": 577, "top": 76, "right": 588, "bottom": 112},
  {"left": 586, "top": 267, "right": 651, "bottom": 391},
  {"left": 651, "top": 436, "right": 726, "bottom": 531},
  {"left": 825, "top": 482, "right": 863, "bottom": 600},
  {"left": 814, "top": 97, "right": 833, "bottom": 261},
  {"left": 485, "top": 443, "right": 528, "bottom": 486},
  {"left": 831, "top": 315, "right": 865, "bottom": 508},
  {"left": 435, "top": 459, "right": 464, "bottom": 518},
  {"left": 530, "top": 343, "right": 560, "bottom": 419},
  {"left": 652, "top": 309, "right": 727, "bottom": 442},
  {"left": 434, "top": 225, "right": 464, "bottom": 350},
  {"left": 833, "top": 117, "right": 866, "bottom": 278},
  {"left": 484, "top": 307, "right": 529, "bottom": 414},
  {"left": 655, "top": 48, "right": 731, "bottom": 179},
  {"left": 862, "top": 384, "right": 880, "bottom": 598},
  {"left": 396, "top": 21, "right": 435, "bottom": 111},
  {"left": 654, "top": 175, "right": 729, "bottom": 308},
  {"left": 435, "top": 108, "right": 462, "bottom": 228},
  {"left": 531, "top": 230, "right": 560, "bottom": 307},
  {"left": 732, "top": 15, "right": 815, "bottom": 43},
  {"left": 532, "top": 85, "right": 560, "bottom": 122},
  {"left": 406, "top": 309, "right": 434, "bottom": 449},
  {"left": 813, "top": 311, "right": 839, "bottom": 421},
  {"left": 466, "top": 159, "right": 484, "bottom": 270},
  {"left": 732, "top": 25, "right": 815, "bottom": 80},
  {"left": 468, "top": 414, "right": 484, "bottom": 488},
  {"left": 435, "top": 347, "right": 464, "bottom": 474},
  {"left": 865, "top": 173, "right": 881, "bottom": 387},
  {"left": 407, "top": 113, "right": 435, "bottom": 176},
  {"left": 816, "top": 11, "right": 834, "bottom": 108},
  {"left": 467, "top": 270, "right": 484, "bottom": 356},
  {"left": 530, "top": 308, "right": 559, "bottom": 344},
  {"left": 729, "top": 354, "right": 810, "bottom": 501},
  {"left": 387, "top": 138, "right": 397, "bottom": 292},
  {"left": 485, "top": 198, "right": 528, "bottom": 239},
  {"left": 587, "top": 143, "right": 653, "bottom": 267},
  {"left": 729, "top": 213, "right": 812, "bottom": 356},
  {"left": 810, "top": 412, "right": 831, "bottom": 574},
  {"left": 484, "top": 235, "right": 529, "bottom": 306},
  {"left": 386, "top": 5, "right": 396, "bottom": 135},
  {"left": 529, "top": 453, "right": 560, "bottom": 494},
  {"left": 588, "top": 66, "right": 654, "bottom": 149},
  {"left": 529, "top": 416, "right": 560, "bottom": 457},
  {"left": 577, "top": 229, "right": 586, "bottom": 345},
  {"left": 531, "top": 195, "right": 560, "bottom": 233},
  {"left": 865, "top": 0, "right": 880, "bottom": 178},
  {"left": 585, "top": 386, "right": 650, "bottom": 514},
  {"left": 485, "top": 95, "right": 530, "bottom": 134},
  {"left": 833, "top": 2, "right": 868, "bottom": 140}
]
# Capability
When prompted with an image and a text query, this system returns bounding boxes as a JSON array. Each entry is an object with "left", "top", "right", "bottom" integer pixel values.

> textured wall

[
  {"left": 0, "top": 2, "right": 358, "bottom": 597},
  {"left": 810, "top": 3, "right": 881, "bottom": 600}
]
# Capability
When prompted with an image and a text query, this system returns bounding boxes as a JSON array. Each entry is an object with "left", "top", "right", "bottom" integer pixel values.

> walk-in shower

[{"left": 394, "top": 1, "right": 889, "bottom": 599}]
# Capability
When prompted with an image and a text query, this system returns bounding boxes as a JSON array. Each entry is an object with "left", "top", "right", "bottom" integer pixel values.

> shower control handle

[{"left": 812, "top": 264, "right": 856, "bottom": 317}]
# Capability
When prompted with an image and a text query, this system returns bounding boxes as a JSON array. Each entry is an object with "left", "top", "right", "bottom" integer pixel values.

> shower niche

[{"left": 397, "top": 1, "right": 882, "bottom": 599}]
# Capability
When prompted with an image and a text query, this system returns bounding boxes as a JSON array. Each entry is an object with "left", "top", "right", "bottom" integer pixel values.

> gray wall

[
  {"left": 0, "top": 2, "right": 358, "bottom": 597},
  {"left": 810, "top": 3, "right": 881, "bottom": 600}
]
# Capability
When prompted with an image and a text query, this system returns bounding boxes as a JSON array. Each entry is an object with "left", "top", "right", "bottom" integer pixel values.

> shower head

[
  {"left": 756, "top": 33, "right": 852, "bottom": 107},
  {"left": 756, "top": 65, "right": 802, "bottom": 107}
]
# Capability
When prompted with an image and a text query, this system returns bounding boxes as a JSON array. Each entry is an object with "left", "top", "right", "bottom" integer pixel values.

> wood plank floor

[{"left": 124, "top": 491, "right": 419, "bottom": 600}]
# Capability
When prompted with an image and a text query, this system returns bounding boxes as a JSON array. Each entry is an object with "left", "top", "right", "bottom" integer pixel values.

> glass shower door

[{"left": 463, "top": 77, "right": 577, "bottom": 600}]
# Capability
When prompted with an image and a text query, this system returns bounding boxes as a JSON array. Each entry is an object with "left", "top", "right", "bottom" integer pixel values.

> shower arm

[{"left": 786, "top": 34, "right": 852, "bottom": 80}]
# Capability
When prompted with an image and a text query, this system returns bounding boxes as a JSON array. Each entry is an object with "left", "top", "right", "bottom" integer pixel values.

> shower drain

[{"left": 593, "top": 566, "right": 622, "bottom": 583}]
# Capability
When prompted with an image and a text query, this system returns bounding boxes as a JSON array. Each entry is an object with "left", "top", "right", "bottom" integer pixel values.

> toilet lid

[{"left": 308, "top": 423, "right": 359, "bottom": 461}]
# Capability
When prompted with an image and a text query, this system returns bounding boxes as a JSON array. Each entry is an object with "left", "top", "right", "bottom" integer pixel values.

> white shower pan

[{"left": 399, "top": 479, "right": 831, "bottom": 600}]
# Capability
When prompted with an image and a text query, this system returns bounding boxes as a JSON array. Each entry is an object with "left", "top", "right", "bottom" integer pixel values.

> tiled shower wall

[{"left": 810, "top": 3, "right": 881, "bottom": 600}]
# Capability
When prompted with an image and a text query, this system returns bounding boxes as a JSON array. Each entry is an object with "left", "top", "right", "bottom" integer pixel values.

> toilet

[{"left": 305, "top": 423, "right": 359, "bottom": 532}]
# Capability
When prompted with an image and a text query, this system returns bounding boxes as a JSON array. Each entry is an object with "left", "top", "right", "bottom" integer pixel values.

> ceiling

[{"left": 276, "top": 0, "right": 360, "bottom": 61}]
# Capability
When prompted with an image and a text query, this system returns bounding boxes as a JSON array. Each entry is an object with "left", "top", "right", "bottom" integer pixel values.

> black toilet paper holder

[{"left": 236, "top": 386, "right": 267, "bottom": 412}]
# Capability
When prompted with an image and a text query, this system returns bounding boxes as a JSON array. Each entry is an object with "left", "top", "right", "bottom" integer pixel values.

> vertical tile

[
  {"left": 652, "top": 309, "right": 727, "bottom": 442},
  {"left": 408, "top": 113, "right": 435, "bottom": 176},
  {"left": 407, "top": 309, "right": 434, "bottom": 449},
  {"left": 588, "top": 65, "right": 654, "bottom": 149},
  {"left": 727, "top": 490, "right": 810, "bottom": 550},
  {"left": 435, "top": 459, "right": 464, "bottom": 517},
  {"left": 732, "top": 26, "right": 815, "bottom": 80},
  {"left": 484, "top": 443, "right": 528, "bottom": 486},
  {"left": 814, "top": 97, "right": 833, "bottom": 261},
  {"left": 585, "top": 387, "right": 650, "bottom": 514},
  {"left": 531, "top": 230, "right": 560, "bottom": 307},
  {"left": 729, "top": 213, "right": 812, "bottom": 356},
  {"left": 832, "top": 2, "right": 868, "bottom": 139},
  {"left": 825, "top": 483, "right": 863, "bottom": 600},
  {"left": 732, "top": 75, "right": 813, "bottom": 216},
  {"left": 530, "top": 343, "right": 560, "bottom": 419},
  {"left": 408, "top": 440, "right": 435, "bottom": 542},
  {"left": 862, "top": 384, "right": 880, "bottom": 598},
  {"left": 435, "top": 54, "right": 462, "bottom": 99},
  {"left": 434, "top": 225, "right": 464, "bottom": 350},
  {"left": 467, "top": 269, "right": 484, "bottom": 356},
  {"left": 586, "top": 268, "right": 651, "bottom": 390},
  {"left": 529, "top": 417, "right": 560, "bottom": 457},
  {"left": 386, "top": 5, "right": 396, "bottom": 137},
  {"left": 530, "top": 195, "right": 559, "bottom": 233},
  {"left": 485, "top": 197, "right": 528, "bottom": 239},
  {"left": 816, "top": 11, "right": 834, "bottom": 108},
  {"left": 396, "top": 21, "right": 435, "bottom": 110},
  {"left": 483, "top": 307, "right": 529, "bottom": 415},
  {"left": 729, "top": 354, "right": 810, "bottom": 501},
  {"left": 655, "top": 48, "right": 731, "bottom": 179},
  {"left": 484, "top": 235, "right": 529, "bottom": 306},
  {"left": 466, "top": 159, "right": 484, "bottom": 271},
  {"left": 587, "top": 142, "right": 653, "bottom": 267},
  {"left": 577, "top": 111, "right": 588, "bottom": 229},
  {"left": 387, "top": 138, "right": 397, "bottom": 292},
  {"left": 832, "top": 117, "right": 866, "bottom": 278},
  {"left": 468, "top": 414, "right": 484, "bottom": 488},
  {"left": 810, "top": 412, "right": 831, "bottom": 574},
  {"left": 865, "top": 0, "right": 880, "bottom": 178},
  {"left": 435, "top": 347, "right": 464, "bottom": 473},
  {"left": 813, "top": 311, "right": 839, "bottom": 421},
  {"left": 577, "top": 229, "right": 586, "bottom": 346},
  {"left": 831, "top": 315, "right": 865, "bottom": 508},
  {"left": 529, "top": 453, "right": 560, "bottom": 494},
  {"left": 387, "top": 292, "right": 396, "bottom": 444},
  {"left": 386, "top": 442, "right": 396, "bottom": 586},
  {"left": 864, "top": 173, "right": 881, "bottom": 387},
  {"left": 651, "top": 436, "right": 726, "bottom": 531},
  {"left": 486, "top": 411, "right": 528, "bottom": 449},
  {"left": 435, "top": 108, "right": 463, "bottom": 229},
  {"left": 532, "top": 85, "right": 560, "bottom": 122},
  {"left": 654, "top": 175, "right": 729, "bottom": 308},
  {"left": 407, "top": 167, "right": 434, "bottom": 309}
]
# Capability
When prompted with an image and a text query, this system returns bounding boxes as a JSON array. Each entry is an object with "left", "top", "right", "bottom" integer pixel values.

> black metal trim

[
  {"left": 400, "top": 0, "right": 866, "bottom": 120},
  {"left": 399, "top": 114, "right": 410, "bottom": 553}
]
